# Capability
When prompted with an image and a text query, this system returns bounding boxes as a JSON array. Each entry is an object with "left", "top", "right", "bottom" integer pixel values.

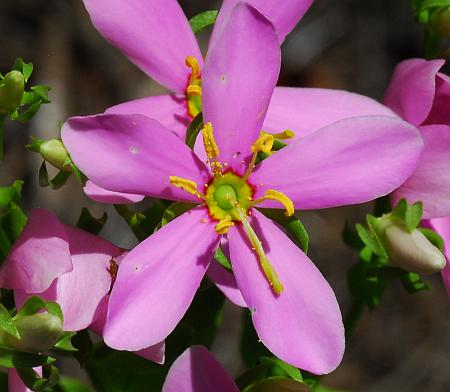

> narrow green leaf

[
  {"left": 13, "top": 58, "right": 33, "bottom": 83},
  {"left": 54, "top": 332, "right": 78, "bottom": 352},
  {"left": 189, "top": 10, "right": 218, "bottom": 34},
  {"left": 355, "top": 223, "right": 387, "bottom": 259},
  {"left": 48, "top": 170, "right": 71, "bottom": 190},
  {"left": 17, "top": 100, "right": 42, "bottom": 122},
  {"left": 38, "top": 161, "right": 50, "bottom": 187},
  {"left": 76, "top": 208, "right": 107, "bottom": 235},
  {"left": 0, "top": 303, "right": 20, "bottom": 339},
  {"left": 391, "top": 198, "right": 407, "bottom": 220},
  {"left": 185, "top": 112, "right": 203, "bottom": 149},
  {"left": 43, "top": 301, "right": 64, "bottom": 323}
]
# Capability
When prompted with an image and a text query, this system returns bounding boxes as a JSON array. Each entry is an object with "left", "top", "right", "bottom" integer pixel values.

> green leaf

[
  {"left": 355, "top": 223, "right": 387, "bottom": 259},
  {"left": 12, "top": 58, "right": 33, "bottom": 83},
  {"left": 38, "top": 161, "right": 50, "bottom": 187},
  {"left": 0, "top": 303, "right": 20, "bottom": 339},
  {"left": 418, "top": 227, "right": 444, "bottom": 251},
  {"left": 48, "top": 170, "right": 71, "bottom": 190},
  {"left": 391, "top": 198, "right": 407, "bottom": 220},
  {"left": 14, "top": 296, "right": 63, "bottom": 323},
  {"left": 0, "top": 180, "right": 23, "bottom": 211},
  {"left": 418, "top": 0, "right": 450, "bottom": 11},
  {"left": 189, "top": 10, "right": 218, "bottom": 34},
  {"left": 259, "top": 357, "right": 303, "bottom": 382},
  {"left": 54, "top": 332, "right": 77, "bottom": 352},
  {"left": 30, "top": 85, "right": 51, "bottom": 103},
  {"left": 0, "top": 202, "right": 27, "bottom": 263},
  {"left": 347, "top": 263, "right": 387, "bottom": 309},
  {"left": 58, "top": 376, "right": 92, "bottom": 392},
  {"left": 18, "top": 364, "right": 60, "bottom": 392},
  {"left": 16, "top": 100, "right": 42, "bottom": 122},
  {"left": 342, "top": 221, "right": 365, "bottom": 250},
  {"left": 0, "top": 115, "right": 5, "bottom": 161},
  {"left": 161, "top": 202, "right": 196, "bottom": 226},
  {"left": 213, "top": 247, "right": 232, "bottom": 271},
  {"left": 76, "top": 208, "right": 107, "bottom": 235},
  {"left": 260, "top": 209, "right": 309, "bottom": 253},
  {"left": 0, "top": 347, "right": 55, "bottom": 368},
  {"left": 400, "top": 272, "right": 430, "bottom": 293},
  {"left": 243, "top": 377, "right": 310, "bottom": 392},
  {"left": 185, "top": 112, "right": 203, "bottom": 149},
  {"left": 71, "top": 329, "right": 93, "bottom": 367}
]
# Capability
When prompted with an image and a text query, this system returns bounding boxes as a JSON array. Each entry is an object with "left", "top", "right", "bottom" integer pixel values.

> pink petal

[
  {"left": 393, "top": 125, "right": 450, "bottom": 219},
  {"left": 8, "top": 368, "right": 41, "bottom": 392},
  {"left": 207, "top": 261, "right": 246, "bottom": 308},
  {"left": 211, "top": 0, "right": 313, "bottom": 45},
  {"left": 425, "top": 72, "right": 450, "bottom": 126},
  {"left": 105, "top": 94, "right": 191, "bottom": 140},
  {"left": 82, "top": 0, "right": 202, "bottom": 93},
  {"left": 228, "top": 210, "right": 344, "bottom": 374},
  {"left": 0, "top": 209, "right": 72, "bottom": 293},
  {"left": 136, "top": 341, "right": 166, "bottom": 365},
  {"left": 251, "top": 116, "right": 423, "bottom": 210},
  {"left": 162, "top": 346, "right": 239, "bottom": 392},
  {"left": 202, "top": 3, "right": 280, "bottom": 174},
  {"left": 104, "top": 207, "right": 219, "bottom": 351},
  {"left": 427, "top": 216, "right": 450, "bottom": 296},
  {"left": 62, "top": 113, "right": 210, "bottom": 203},
  {"left": 264, "top": 87, "right": 397, "bottom": 140},
  {"left": 383, "top": 58, "right": 445, "bottom": 126},
  {"left": 14, "top": 226, "right": 122, "bottom": 331},
  {"left": 84, "top": 180, "right": 144, "bottom": 204}
]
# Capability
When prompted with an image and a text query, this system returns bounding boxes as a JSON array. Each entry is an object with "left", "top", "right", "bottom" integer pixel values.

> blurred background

[{"left": 1, "top": 0, "right": 449, "bottom": 391}]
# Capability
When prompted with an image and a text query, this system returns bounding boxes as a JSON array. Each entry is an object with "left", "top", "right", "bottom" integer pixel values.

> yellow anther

[
  {"left": 185, "top": 56, "right": 201, "bottom": 82},
  {"left": 235, "top": 208, "right": 283, "bottom": 295},
  {"left": 251, "top": 133, "right": 274, "bottom": 154},
  {"left": 263, "top": 129, "right": 295, "bottom": 140},
  {"left": 202, "top": 122, "right": 223, "bottom": 176},
  {"left": 186, "top": 85, "right": 202, "bottom": 97},
  {"left": 215, "top": 216, "right": 235, "bottom": 234},
  {"left": 253, "top": 189, "right": 295, "bottom": 217},
  {"left": 169, "top": 176, "right": 204, "bottom": 199}
]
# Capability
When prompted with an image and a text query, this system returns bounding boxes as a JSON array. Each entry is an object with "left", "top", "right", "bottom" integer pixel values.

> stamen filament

[
  {"left": 252, "top": 189, "right": 295, "bottom": 217},
  {"left": 235, "top": 207, "right": 283, "bottom": 295},
  {"left": 242, "top": 133, "right": 275, "bottom": 182},
  {"left": 170, "top": 176, "right": 205, "bottom": 199}
]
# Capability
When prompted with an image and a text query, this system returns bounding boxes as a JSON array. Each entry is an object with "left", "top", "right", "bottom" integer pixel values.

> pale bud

[
  {"left": 39, "top": 139, "right": 72, "bottom": 172},
  {"left": 0, "top": 70, "right": 25, "bottom": 113}
]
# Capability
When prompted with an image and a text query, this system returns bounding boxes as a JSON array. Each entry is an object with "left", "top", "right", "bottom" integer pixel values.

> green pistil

[{"left": 213, "top": 184, "right": 237, "bottom": 210}]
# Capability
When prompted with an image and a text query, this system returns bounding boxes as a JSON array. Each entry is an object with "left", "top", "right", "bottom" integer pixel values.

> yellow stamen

[
  {"left": 253, "top": 189, "right": 295, "bottom": 217},
  {"left": 169, "top": 176, "right": 204, "bottom": 199},
  {"left": 202, "top": 122, "right": 223, "bottom": 176},
  {"left": 263, "top": 130, "right": 295, "bottom": 140},
  {"left": 186, "top": 85, "right": 202, "bottom": 97},
  {"left": 185, "top": 56, "right": 201, "bottom": 82},
  {"left": 252, "top": 133, "right": 274, "bottom": 154},
  {"left": 235, "top": 207, "right": 283, "bottom": 294},
  {"left": 215, "top": 216, "right": 235, "bottom": 234}
]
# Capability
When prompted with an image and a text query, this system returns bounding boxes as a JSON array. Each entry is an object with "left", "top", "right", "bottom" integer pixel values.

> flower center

[
  {"left": 185, "top": 56, "right": 202, "bottom": 118},
  {"left": 169, "top": 123, "right": 296, "bottom": 295}
]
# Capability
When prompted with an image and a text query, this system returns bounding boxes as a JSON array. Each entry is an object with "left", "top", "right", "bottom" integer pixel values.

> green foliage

[
  {"left": 17, "top": 364, "right": 60, "bottom": 392},
  {"left": 213, "top": 246, "right": 233, "bottom": 271},
  {"left": 0, "top": 302, "right": 20, "bottom": 339},
  {"left": 189, "top": 10, "right": 219, "bottom": 34},
  {"left": 0, "top": 202, "right": 27, "bottom": 264},
  {"left": 185, "top": 112, "right": 203, "bottom": 149},
  {"left": 76, "top": 208, "right": 107, "bottom": 235},
  {"left": 0, "top": 348, "right": 55, "bottom": 368},
  {"left": 57, "top": 376, "right": 92, "bottom": 392}
]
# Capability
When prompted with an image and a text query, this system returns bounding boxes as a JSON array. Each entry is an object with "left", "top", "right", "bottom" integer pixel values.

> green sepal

[
  {"left": 53, "top": 332, "right": 78, "bottom": 352},
  {"left": 355, "top": 223, "right": 388, "bottom": 259},
  {"left": 189, "top": 10, "right": 218, "bottom": 34},
  {"left": 0, "top": 347, "right": 55, "bottom": 368},
  {"left": 185, "top": 112, "right": 203, "bottom": 149},
  {"left": 76, "top": 208, "right": 107, "bottom": 235},
  {"left": 12, "top": 58, "right": 33, "bottom": 83},
  {"left": 38, "top": 161, "right": 72, "bottom": 190},
  {"left": 260, "top": 209, "right": 309, "bottom": 253},
  {"left": 0, "top": 180, "right": 23, "bottom": 211},
  {"left": 418, "top": 227, "right": 444, "bottom": 251},
  {"left": 391, "top": 198, "right": 423, "bottom": 232},
  {"left": 213, "top": 247, "right": 232, "bottom": 271},
  {"left": 26, "top": 135, "right": 44, "bottom": 153},
  {"left": 14, "top": 296, "right": 63, "bottom": 324},
  {"left": 342, "top": 221, "right": 365, "bottom": 250},
  {"left": 17, "top": 364, "right": 60, "bottom": 392},
  {"left": 0, "top": 302, "right": 20, "bottom": 339},
  {"left": 400, "top": 272, "right": 430, "bottom": 293}
]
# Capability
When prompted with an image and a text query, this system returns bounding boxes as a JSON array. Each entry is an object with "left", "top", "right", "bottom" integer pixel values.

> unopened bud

[
  {"left": 0, "top": 70, "right": 25, "bottom": 113},
  {"left": 39, "top": 139, "right": 72, "bottom": 172},
  {"left": 430, "top": 7, "right": 450, "bottom": 37},
  {"left": 4, "top": 313, "right": 63, "bottom": 353},
  {"left": 384, "top": 224, "right": 446, "bottom": 275}
]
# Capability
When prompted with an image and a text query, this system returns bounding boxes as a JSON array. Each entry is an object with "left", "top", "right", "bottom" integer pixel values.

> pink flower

[
  {"left": 384, "top": 58, "right": 450, "bottom": 295},
  {"left": 63, "top": 4, "right": 423, "bottom": 374},
  {"left": 162, "top": 346, "right": 239, "bottom": 392},
  {"left": 0, "top": 208, "right": 164, "bottom": 392}
]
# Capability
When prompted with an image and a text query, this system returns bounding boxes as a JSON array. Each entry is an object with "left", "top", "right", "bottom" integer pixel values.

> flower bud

[
  {"left": 384, "top": 224, "right": 446, "bottom": 275},
  {"left": 4, "top": 313, "right": 63, "bottom": 353},
  {"left": 39, "top": 139, "right": 72, "bottom": 172},
  {"left": 0, "top": 70, "right": 25, "bottom": 113},
  {"left": 430, "top": 7, "right": 450, "bottom": 37}
]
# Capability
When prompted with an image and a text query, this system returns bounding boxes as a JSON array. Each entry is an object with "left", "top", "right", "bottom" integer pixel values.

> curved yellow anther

[
  {"left": 170, "top": 176, "right": 204, "bottom": 199},
  {"left": 252, "top": 133, "right": 274, "bottom": 154},
  {"left": 215, "top": 216, "right": 235, "bottom": 234},
  {"left": 202, "top": 122, "right": 223, "bottom": 176},
  {"left": 263, "top": 130, "right": 295, "bottom": 140},
  {"left": 253, "top": 189, "right": 294, "bottom": 217},
  {"left": 185, "top": 56, "right": 201, "bottom": 81},
  {"left": 186, "top": 85, "right": 202, "bottom": 97}
]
